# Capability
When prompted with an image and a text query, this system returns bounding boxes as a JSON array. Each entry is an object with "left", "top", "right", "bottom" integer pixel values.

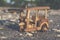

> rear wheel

[{"left": 41, "top": 24, "right": 48, "bottom": 32}]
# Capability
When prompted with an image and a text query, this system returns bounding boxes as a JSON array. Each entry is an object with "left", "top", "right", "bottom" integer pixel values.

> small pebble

[
  {"left": 49, "top": 20, "right": 53, "bottom": 23},
  {"left": 26, "top": 32, "right": 33, "bottom": 37},
  {"left": 0, "top": 36, "right": 7, "bottom": 39}
]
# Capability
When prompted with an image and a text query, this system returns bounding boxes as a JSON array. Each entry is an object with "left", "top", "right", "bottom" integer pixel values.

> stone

[
  {"left": 49, "top": 20, "right": 53, "bottom": 23},
  {"left": 0, "top": 36, "right": 7, "bottom": 39},
  {"left": 26, "top": 32, "right": 33, "bottom": 37}
]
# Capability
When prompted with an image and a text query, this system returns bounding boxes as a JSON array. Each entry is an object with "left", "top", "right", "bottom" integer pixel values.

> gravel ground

[{"left": 0, "top": 14, "right": 60, "bottom": 40}]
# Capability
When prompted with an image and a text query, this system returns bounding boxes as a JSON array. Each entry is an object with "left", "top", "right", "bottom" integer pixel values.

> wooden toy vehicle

[{"left": 19, "top": 6, "right": 50, "bottom": 32}]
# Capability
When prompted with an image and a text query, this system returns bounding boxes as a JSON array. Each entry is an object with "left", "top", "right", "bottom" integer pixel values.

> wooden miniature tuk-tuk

[{"left": 19, "top": 6, "right": 50, "bottom": 32}]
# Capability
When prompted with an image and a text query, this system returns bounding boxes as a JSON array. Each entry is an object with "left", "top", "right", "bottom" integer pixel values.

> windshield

[{"left": 29, "top": 10, "right": 45, "bottom": 18}]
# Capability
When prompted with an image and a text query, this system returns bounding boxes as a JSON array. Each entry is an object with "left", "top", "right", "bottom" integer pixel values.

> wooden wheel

[{"left": 41, "top": 24, "right": 48, "bottom": 32}]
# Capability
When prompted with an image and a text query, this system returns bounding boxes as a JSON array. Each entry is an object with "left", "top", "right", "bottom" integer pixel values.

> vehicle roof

[{"left": 26, "top": 6, "right": 50, "bottom": 10}]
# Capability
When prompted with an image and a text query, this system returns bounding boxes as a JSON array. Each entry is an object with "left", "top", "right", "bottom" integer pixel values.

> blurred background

[{"left": 0, "top": 0, "right": 60, "bottom": 9}]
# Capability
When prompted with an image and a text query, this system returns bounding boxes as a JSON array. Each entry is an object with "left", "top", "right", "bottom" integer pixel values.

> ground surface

[{"left": 0, "top": 14, "right": 60, "bottom": 40}]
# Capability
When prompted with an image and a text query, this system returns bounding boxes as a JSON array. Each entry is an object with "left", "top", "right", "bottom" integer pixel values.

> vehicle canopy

[
  {"left": 24, "top": 6, "right": 50, "bottom": 19},
  {"left": 25, "top": 6, "right": 50, "bottom": 10}
]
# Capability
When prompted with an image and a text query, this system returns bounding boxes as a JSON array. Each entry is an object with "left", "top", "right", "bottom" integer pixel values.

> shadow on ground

[{"left": 0, "top": 20, "right": 20, "bottom": 31}]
